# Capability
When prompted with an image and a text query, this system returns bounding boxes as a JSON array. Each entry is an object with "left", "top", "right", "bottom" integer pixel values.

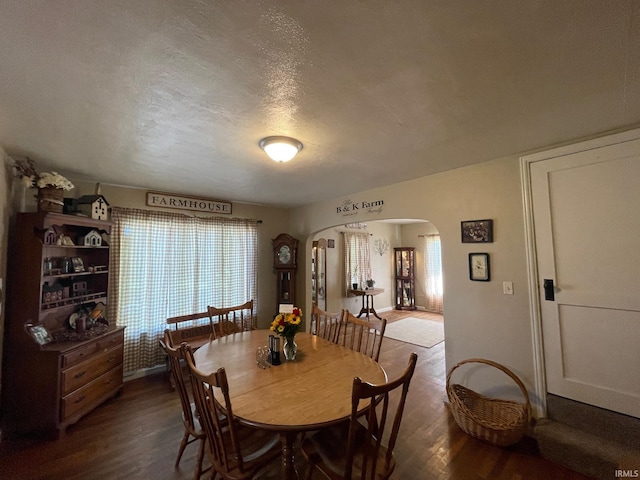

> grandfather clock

[{"left": 272, "top": 233, "right": 299, "bottom": 309}]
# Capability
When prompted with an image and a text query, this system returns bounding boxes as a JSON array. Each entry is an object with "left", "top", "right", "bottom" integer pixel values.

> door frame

[{"left": 520, "top": 126, "right": 640, "bottom": 419}]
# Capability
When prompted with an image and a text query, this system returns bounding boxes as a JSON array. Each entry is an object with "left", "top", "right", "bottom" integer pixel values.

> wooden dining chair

[
  {"left": 161, "top": 330, "right": 209, "bottom": 480},
  {"left": 183, "top": 344, "right": 281, "bottom": 480},
  {"left": 302, "top": 352, "right": 418, "bottom": 480},
  {"left": 310, "top": 304, "right": 341, "bottom": 343},
  {"left": 207, "top": 300, "right": 255, "bottom": 338},
  {"left": 336, "top": 310, "right": 387, "bottom": 362},
  {"left": 166, "top": 310, "right": 217, "bottom": 349}
]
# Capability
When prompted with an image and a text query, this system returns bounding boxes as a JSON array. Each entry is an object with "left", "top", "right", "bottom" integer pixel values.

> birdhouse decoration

[
  {"left": 43, "top": 227, "right": 58, "bottom": 245},
  {"left": 81, "top": 229, "right": 102, "bottom": 247},
  {"left": 77, "top": 194, "right": 110, "bottom": 220}
]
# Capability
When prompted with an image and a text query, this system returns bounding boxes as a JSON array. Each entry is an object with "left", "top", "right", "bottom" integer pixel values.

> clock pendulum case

[{"left": 272, "top": 233, "right": 299, "bottom": 309}]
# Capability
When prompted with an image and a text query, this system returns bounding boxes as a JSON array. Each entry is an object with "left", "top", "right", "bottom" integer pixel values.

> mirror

[{"left": 311, "top": 238, "right": 327, "bottom": 310}]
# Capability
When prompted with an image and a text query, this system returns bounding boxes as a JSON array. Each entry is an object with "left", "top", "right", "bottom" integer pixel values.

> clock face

[{"left": 277, "top": 245, "right": 291, "bottom": 264}]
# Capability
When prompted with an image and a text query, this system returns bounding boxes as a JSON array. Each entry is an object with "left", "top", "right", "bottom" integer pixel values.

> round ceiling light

[{"left": 259, "top": 136, "right": 303, "bottom": 162}]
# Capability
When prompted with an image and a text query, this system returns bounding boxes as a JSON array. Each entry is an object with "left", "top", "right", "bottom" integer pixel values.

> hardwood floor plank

[{"left": 0, "top": 310, "right": 593, "bottom": 479}]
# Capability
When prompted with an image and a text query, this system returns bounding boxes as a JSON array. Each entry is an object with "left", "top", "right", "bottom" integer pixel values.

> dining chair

[
  {"left": 301, "top": 352, "right": 418, "bottom": 480},
  {"left": 310, "top": 304, "right": 341, "bottom": 343},
  {"left": 183, "top": 344, "right": 282, "bottom": 480},
  {"left": 166, "top": 310, "right": 217, "bottom": 349},
  {"left": 207, "top": 300, "right": 255, "bottom": 338},
  {"left": 336, "top": 310, "right": 387, "bottom": 362},
  {"left": 161, "top": 330, "right": 209, "bottom": 480}
]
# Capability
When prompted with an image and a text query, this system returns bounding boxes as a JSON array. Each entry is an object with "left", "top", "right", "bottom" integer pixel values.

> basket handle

[{"left": 446, "top": 358, "right": 531, "bottom": 417}]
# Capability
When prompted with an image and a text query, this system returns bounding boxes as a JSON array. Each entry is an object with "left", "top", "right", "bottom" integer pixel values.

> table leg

[
  {"left": 280, "top": 431, "right": 299, "bottom": 480},
  {"left": 363, "top": 294, "right": 382, "bottom": 320},
  {"left": 356, "top": 293, "right": 367, "bottom": 318}
]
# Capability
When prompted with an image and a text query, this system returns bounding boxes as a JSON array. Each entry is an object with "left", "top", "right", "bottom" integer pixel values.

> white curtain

[
  {"left": 109, "top": 207, "right": 258, "bottom": 373},
  {"left": 423, "top": 234, "right": 443, "bottom": 313},
  {"left": 342, "top": 232, "right": 371, "bottom": 294}
]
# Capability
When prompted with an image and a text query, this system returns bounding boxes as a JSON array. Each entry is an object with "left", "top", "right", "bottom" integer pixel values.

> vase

[
  {"left": 283, "top": 336, "right": 297, "bottom": 361},
  {"left": 37, "top": 187, "right": 64, "bottom": 213}
]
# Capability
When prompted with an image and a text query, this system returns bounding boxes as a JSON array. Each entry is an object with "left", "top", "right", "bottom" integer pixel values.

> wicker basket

[
  {"left": 446, "top": 358, "right": 531, "bottom": 447},
  {"left": 37, "top": 187, "right": 64, "bottom": 213}
]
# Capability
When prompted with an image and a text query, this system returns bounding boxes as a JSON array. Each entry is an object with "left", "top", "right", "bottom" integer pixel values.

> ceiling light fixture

[{"left": 259, "top": 136, "right": 303, "bottom": 162}]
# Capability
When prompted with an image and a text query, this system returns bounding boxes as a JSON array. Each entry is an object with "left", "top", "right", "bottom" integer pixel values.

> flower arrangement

[
  {"left": 270, "top": 307, "right": 303, "bottom": 339},
  {"left": 12, "top": 156, "right": 74, "bottom": 190}
]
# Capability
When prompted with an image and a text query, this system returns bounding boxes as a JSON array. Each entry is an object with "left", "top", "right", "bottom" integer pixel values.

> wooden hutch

[{"left": 1, "top": 212, "right": 124, "bottom": 438}]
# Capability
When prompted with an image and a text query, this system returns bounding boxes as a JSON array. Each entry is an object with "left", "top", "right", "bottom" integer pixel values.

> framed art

[
  {"left": 25, "top": 324, "right": 52, "bottom": 345},
  {"left": 71, "top": 257, "right": 85, "bottom": 272},
  {"left": 469, "top": 253, "right": 490, "bottom": 281},
  {"left": 461, "top": 219, "right": 493, "bottom": 243}
]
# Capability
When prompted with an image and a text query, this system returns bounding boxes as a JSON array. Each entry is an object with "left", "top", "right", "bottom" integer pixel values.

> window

[
  {"left": 423, "top": 234, "right": 443, "bottom": 313},
  {"left": 342, "top": 232, "right": 371, "bottom": 292},
  {"left": 109, "top": 207, "right": 258, "bottom": 373}
]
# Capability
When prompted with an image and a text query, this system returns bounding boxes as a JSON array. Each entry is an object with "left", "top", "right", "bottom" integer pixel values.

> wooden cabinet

[
  {"left": 394, "top": 247, "right": 416, "bottom": 311},
  {"left": 2, "top": 212, "right": 124, "bottom": 438},
  {"left": 311, "top": 238, "right": 327, "bottom": 310}
]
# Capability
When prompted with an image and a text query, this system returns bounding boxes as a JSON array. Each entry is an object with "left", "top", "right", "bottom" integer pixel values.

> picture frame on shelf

[
  {"left": 461, "top": 219, "right": 493, "bottom": 243},
  {"left": 469, "top": 252, "right": 490, "bottom": 281},
  {"left": 72, "top": 257, "right": 85, "bottom": 272},
  {"left": 25, "top": 324, "right": 52, "bottom": 345}
]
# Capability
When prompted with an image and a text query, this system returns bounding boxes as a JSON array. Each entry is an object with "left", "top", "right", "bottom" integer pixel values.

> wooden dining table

[{"left": 193, "top": 329, "right": 387, "bottom": 480}]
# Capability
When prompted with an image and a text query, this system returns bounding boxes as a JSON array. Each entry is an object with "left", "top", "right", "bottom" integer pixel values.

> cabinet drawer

[
  {"left": 61, "top": 366, "right": 123, "bottom": 420},
  {"left": 97, "top": 329, "right": 124, "bottom": 351},
  {"left": 61, "top": 342, "right": 98, "bottom": 368},
  {"left": 61, "top": 344, "right": 124, "bottom": 395}
]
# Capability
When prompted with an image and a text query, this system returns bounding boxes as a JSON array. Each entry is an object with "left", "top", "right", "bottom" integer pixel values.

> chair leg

[
  {"left": 175, "top": 431, "right": 190, "bottom": 467},
  {"left": 193, "top": 436, "right": 206, "bottom": 479}
]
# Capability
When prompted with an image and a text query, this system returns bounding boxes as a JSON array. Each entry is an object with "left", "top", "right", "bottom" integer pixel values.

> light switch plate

[{"left": 503, "top": 281, "right": 514, "bottom": 295}]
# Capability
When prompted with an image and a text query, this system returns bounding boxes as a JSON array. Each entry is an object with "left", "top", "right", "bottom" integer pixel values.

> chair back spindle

[
  {"left": 311, "top": 304, "right": 341, "bottom": 343},
  {"left": 337, "top": 310, "right": 387, "bottom": 361}
]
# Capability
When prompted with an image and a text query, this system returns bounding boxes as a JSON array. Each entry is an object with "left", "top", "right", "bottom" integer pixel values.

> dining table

[{"left": 193, "top": 329, "right": 388, "bottom": 480}]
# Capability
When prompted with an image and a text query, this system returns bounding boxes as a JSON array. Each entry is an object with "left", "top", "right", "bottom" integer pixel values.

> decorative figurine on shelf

[
  {"left": 77, "top": 183, "right": 110, "bottom": 220},
  {"left": 81, "top": 229, "right": 102, "bottom": 247}
]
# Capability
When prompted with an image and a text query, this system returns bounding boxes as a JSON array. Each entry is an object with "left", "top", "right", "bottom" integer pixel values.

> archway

[{"left": 306, "top": 218, "right": 444, "bottom": 335}]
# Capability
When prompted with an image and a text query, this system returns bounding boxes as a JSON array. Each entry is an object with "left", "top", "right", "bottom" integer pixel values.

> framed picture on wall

[
  {"left": 461, "top": 219, "right": 493, "bottom": 243},
  {"left": 469, "top": 253, "right": 490, "bottom": 281}
]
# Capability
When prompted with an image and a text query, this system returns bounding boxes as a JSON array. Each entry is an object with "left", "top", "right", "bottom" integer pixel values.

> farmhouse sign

[
  {"left": 146, "top": 192, "right": 232, "bottom": 214},
  {"left": 336, "top": 198, "right": 384, "bottom": 216}
]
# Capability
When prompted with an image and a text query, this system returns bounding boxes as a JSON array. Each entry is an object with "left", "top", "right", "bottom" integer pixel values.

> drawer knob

[
  {"left": 74, "top": 371, "right": 86, "bottom": 379},
  {"left": 74, "top": 395, "right": 86, "bottom": 404}
]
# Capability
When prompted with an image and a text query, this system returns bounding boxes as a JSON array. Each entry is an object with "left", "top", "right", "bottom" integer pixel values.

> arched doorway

[{"left": 307, "top": 218, "right": 444, "bottom": 350}]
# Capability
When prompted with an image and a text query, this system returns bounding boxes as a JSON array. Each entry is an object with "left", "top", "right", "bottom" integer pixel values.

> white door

[{"left": 529, "top": 135, "right": 640, "bottom": 418}]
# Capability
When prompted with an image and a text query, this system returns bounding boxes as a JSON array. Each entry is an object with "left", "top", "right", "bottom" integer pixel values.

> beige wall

[{"left": 291, "top": 156, "right": 535, "bottom": 409}]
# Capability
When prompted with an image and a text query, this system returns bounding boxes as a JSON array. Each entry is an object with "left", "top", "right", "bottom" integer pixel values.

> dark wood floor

[{"left": 0, "top": 310, "right": 593, "bottom": 479}]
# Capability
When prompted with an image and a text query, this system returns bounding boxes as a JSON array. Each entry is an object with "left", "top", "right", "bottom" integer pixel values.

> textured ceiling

[{"left": 1, "top": 1, "right": 639, "bottom": 207}]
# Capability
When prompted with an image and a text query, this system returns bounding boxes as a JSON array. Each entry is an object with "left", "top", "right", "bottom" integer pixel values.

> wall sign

[
  {"left": 336, "top": 198, "right": 384, "bottom": 216},
  {"left": 146, "top": 192, "right": 232, "bottom": 214}
]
